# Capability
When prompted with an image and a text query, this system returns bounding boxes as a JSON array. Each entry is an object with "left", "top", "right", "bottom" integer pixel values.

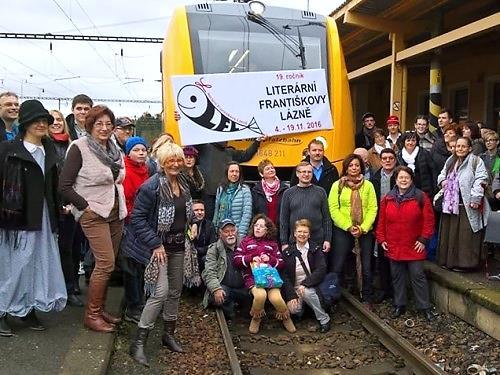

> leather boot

[
  {"left": 83, "top": 278, "right": 115, "bottom": 333},
  {"left": 129, "top": 327, "right": 150, "bottom": 367},
  {"left": 277, "top": 310, "right": 296, "bottom": 333},
  {"left": 101, "top": 287, "right": 122, "bottom": 324},
  {"left": 0, "top": 315, "right": 13, "bottom": 337},
  {"left": 162, "top": 320, "right": 183, "bottom": 352},
  {"left": 249, "top": 309, "right": 265, "bottom": 334},
  {"left": 249, "top": 317, "right": 261, "bottom": 334}
]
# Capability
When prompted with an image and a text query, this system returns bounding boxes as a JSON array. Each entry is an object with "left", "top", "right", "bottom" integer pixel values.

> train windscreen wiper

[{"left": 247, "top": 12, "right": 307, "bottom": 69}]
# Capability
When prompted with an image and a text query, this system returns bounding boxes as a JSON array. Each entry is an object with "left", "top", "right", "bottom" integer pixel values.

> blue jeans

[
  {"left": 330, "top": 227, "right": 374, "bottom": 302},
  {"left": 208, "top": 284, "right": 250, "bottom": 319}
]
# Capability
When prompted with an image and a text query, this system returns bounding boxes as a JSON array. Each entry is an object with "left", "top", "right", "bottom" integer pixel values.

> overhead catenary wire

[{"left": 50, "top": 0, "right": 142, "bottom": 110}]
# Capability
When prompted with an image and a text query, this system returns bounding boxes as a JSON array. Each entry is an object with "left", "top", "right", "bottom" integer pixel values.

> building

[{"left": 330, "top": 0, "right": 500, "bottom": 131}]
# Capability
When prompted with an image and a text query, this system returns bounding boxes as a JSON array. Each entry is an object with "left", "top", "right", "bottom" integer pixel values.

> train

[{"left": 161, "top": 1, "right": 353, "bottom": 176}]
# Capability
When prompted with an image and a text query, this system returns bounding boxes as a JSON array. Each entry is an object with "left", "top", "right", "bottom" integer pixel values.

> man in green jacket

[{"left": 202, "top": 219, "right": 249, "bottom": 320}]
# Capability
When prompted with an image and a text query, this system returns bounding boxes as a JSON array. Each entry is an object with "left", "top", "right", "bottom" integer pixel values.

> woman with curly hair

[{"left": 234, "top": 214, "right": 295, "bottom": 334}]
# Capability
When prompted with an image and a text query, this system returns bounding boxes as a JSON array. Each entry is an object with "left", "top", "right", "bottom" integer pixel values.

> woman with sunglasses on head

[{"left": 127, "top": 142, "right": 193, "bottom": 367}]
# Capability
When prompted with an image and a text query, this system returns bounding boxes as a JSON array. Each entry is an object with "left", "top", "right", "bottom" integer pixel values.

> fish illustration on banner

[{"left": 176, "top": 78, "right": 264, "bottom": 136}]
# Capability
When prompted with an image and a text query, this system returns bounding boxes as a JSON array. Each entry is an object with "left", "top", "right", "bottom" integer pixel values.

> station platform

[
  {"left": 424, "top": 257, "right": 500, "bottom": 340},
  {"left": 0, "top": 286, "right": 122, "bottom": 375}
]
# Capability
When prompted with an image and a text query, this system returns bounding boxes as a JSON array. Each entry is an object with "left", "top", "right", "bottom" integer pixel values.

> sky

[{"left": 0, "top": 0, "right": 343, "bottom": 118}]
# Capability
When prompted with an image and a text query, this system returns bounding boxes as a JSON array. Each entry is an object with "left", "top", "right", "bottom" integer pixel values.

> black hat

[
  {"left": 18, "top": 100, "right": 54, "bottom": 131},
  {"left": 361, "top": 112, "right": 375, "bottom": 121}
]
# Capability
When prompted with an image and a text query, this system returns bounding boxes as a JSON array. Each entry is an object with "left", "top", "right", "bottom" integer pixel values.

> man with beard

[{"left": 202, "top": 219, "right": 249, "bottom": 320}]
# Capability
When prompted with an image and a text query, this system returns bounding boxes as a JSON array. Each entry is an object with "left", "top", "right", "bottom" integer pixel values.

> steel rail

[
  {"left": 215, "top": 309, "right": 243, "bottom": 375},
  {"left": 340, "top": 290, "right": 446, "bottom": 375}
]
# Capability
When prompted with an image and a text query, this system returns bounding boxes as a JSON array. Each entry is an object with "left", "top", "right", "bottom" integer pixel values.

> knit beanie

[
  {"left": 18, "top": 100, "right": 54, "bottom": 132},
  {"left": 125, "top": 136, "right": 148, "bottom": 155}
]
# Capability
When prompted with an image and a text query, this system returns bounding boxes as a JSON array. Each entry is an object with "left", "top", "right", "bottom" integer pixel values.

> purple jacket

[{"left": 234, "top": 236, "right": 283, "bottom": 289}]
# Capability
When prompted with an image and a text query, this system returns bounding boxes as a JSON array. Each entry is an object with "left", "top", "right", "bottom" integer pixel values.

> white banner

[{"left": 171, "top": 69, "right": 332, "bottom": 145}]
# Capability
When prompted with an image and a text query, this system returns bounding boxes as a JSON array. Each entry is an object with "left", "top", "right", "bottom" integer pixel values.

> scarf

[
  {"left": 389, "top": 184, "right": 417, "bottom": 205},
  {"left": 374, "top": 141, "right": 391, "bottom": 155},
  {"left": 50, "top": 133, "right": 69, "bottom": 142},
  {"left": 362, "top": 126, "right": 375, "bottom": 147},
  {"left": 216, "top": 183, "right": 238, "bottom": 225},
  {"left": 157, "top": 172, "right": 191, "bottom": 237},
  {"left": 442, "top": 167, "right": 460, "bottom": 215},
  {"left": 339, "top": 175, "right": 364, "bottom": 226},
  {"left": 261, "top": 177, "right": 280, "bottom": 202},
  {"left": 144, "top": 258, "right": 160, "bottom": 297},
  {"left": 86, "top": 135, "right": 123, "bottom": 176},
  {"left": 402, "top": 146, "right": 419, "bottom": 172},
  {"left": 183, "top": 239, "right": 201, "bottom": 287}
]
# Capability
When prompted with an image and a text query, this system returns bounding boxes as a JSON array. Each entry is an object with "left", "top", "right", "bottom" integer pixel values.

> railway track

[{"left": 217, "top": 290, "right": 447, "bottom": 375}]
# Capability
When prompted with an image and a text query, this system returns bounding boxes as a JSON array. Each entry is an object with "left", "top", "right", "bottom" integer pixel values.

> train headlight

[{"left": 248, "top": 1, "right": 266, "bottom": 15}]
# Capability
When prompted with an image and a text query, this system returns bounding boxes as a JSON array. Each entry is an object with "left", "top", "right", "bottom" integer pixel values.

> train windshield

[{"left": 187, "top": 12, "right": 327, "bottom": 74}]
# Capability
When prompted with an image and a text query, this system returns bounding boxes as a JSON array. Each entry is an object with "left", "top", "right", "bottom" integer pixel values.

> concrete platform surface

[{"left": 0, "top": 286, "right": 123, "bottom": 375}]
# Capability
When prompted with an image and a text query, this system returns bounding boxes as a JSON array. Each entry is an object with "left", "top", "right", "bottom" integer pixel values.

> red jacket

[
  {"left": 234, "top": 236, "right": 283, "bottom": 289},
  {"left": 375, "top": 189, "right": 435, "bottom": 261},
  {"left": 123, "top": 156, "right": 149, "bottom": 222}
]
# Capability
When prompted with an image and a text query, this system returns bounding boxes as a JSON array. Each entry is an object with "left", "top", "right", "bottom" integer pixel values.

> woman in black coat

[
  {"left": 397, "top": 131, "right": 435, "bottom": 197},
  {"left": 281, "top": 219, "right": 331, "bottom": 333},
  {"left": 0, "top": 100, "right": 66, "bottom": 337}
]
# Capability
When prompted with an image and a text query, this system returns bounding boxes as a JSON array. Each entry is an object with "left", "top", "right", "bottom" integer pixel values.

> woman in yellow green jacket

[{"left": 328, "top": 154, "right": 378, "bottom": 308}]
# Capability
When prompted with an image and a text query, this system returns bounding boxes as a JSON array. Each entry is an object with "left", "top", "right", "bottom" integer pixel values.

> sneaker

[
  {"left": 78, "top": 261, "right": 85, "bottom": 275},
  {"left": 487, "top": 272, "right": 500, "bottom": 281},
  {"left": 124, "top": 309, "right": 141, "bottom": 324}
]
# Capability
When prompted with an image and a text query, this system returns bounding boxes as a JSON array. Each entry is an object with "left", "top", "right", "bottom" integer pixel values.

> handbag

[
  {"left": 484, "top": 211, "right": 500, "bottom": 244},
  {"left": 318, "top": 272, "right": 341, "bottom": 304},
  {"left": 251, "top": 262, "right": 283, "bottom": 288},
  {"left": 295, "top": 252, "right": 340, "bottom": 306},
  {"left": 433, "top": 188, "right": 444, "bottom": 213}
]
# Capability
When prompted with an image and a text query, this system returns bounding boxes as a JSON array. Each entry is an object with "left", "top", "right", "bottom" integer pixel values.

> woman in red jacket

[
  {"left": 376, "top": 166, "right": 435, "bottom": 321},
  {"left": 234, "top": 214, "right": 295, "bottom": 334}
]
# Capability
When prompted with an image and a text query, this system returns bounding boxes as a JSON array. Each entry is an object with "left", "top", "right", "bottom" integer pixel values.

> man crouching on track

[
  {"left": 202, "top": 218, "right": 250, "bottom": 320},
  {"left": 281, "top": 219, "right": 331, "bottom": 333}
]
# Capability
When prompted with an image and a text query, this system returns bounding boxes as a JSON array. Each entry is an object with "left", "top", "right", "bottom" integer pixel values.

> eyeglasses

[
  {"left": 485, "top": 139, "right": 498, "bottom": 143},
  {"left": 117, "top": 127, "right": 133, "bottom": 133},
  {"left": 94, "top": 122, "right": 113, "bottom": 129}
]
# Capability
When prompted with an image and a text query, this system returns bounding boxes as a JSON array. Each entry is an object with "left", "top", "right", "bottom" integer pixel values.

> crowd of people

[{"left": 0, "top": 90, "right": 499, "bottom": 368}]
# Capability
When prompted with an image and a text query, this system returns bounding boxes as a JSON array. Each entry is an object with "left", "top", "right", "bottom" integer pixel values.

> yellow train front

[{"left": 162, "top": 1, "right": 354, "bottom": 175}]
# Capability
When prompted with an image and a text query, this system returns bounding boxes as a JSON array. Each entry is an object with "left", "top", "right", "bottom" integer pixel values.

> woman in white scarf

[{"left": 396, "top": 131, "right": 436, "bottom": 197}]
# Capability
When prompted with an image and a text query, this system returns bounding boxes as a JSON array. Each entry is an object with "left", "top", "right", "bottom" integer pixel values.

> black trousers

[
  {"left": 330, "top": 227, "right": 374, "bottom": 302},
  {"left": 58, "top": 214, "right": 79, "bottom": 294},
  {"left": 389, "top": 260, "right": 431, "bottom": 310}
]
